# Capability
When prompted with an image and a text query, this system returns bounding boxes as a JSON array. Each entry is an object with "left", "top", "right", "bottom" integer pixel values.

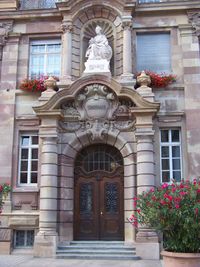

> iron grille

[{"left": 19, "top": 0, "right": 58, "bottom": 10}]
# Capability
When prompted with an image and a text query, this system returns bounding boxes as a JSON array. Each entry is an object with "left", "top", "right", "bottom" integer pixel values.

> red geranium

[
  {"left": 19, "top": 75, "right": 59, "bottom": 92},
  {"left": 137, "top": 71, "right": 176, "bottom": 88}
]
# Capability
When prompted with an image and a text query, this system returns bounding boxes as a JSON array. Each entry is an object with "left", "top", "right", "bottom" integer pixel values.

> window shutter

[{"left": 136, "top": 33, "right": 171, "bottom": 73}]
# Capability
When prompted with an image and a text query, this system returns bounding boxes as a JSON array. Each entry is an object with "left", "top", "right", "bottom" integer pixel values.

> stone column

[
  {"left": 34, "top": 135, "right": 58, "bottom": 257},
  {"left": 136, "top": 130, "right": 156, "bottom": 195},
  {"left": 60, "top": 20, "right": 73, "bottom": 84},
  {"left": 121, "top": 17, "right": 134, "bottom": 81},
  {"left": 134, "top": 129, "right": 160, "bottom": 260}
]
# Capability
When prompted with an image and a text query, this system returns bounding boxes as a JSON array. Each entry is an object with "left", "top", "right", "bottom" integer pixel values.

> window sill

[{"left": 13, "top": 187, "right": 39, "bottom": 193}]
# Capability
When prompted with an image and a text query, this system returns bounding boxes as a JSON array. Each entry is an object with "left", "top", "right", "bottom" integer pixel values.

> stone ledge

[{"left": 8, "top": 216, "right": 39, "bottom": 227}]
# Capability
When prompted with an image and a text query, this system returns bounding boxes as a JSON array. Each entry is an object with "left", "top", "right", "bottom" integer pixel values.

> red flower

[
  {"left": 19, "top": 75, "right": 59, "bottom": 92},
  {"left": 162, "top": 183, "right": 168, "bottom": 189},
  {"left": 195, "top": 208, "right": 198, "bottom": 216},
  {"left": 137, "top": 71, "right": 176, "bottom": 88}
]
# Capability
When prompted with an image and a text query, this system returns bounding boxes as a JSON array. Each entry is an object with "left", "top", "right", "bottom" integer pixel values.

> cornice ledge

[
  {"left": 136, "top": 1, "right": 200, "bottom": 13},
  {"left": 120, "top": 87, "right": 160, "bottom": 110},
  {"left": 0, "top": 10, "right": 61, "bottom": 20}
]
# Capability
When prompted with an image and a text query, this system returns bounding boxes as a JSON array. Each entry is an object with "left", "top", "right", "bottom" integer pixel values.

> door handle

[{"left": 100, "top": 211, "right": 103, "bottom": 215}]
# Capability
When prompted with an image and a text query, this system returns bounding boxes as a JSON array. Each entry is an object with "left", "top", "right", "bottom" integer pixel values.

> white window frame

[
  {"left": 14, "top": 230, "right": 35, "bottom": 248},
  {"left": 160, "top": 129, "right": 182, "bottom": 183},
  {"left": 29, "top": 39, "right": 61, "bottom": 79},
  {"left": 18, "top": 133, "right": 39, "bottom": 186}
]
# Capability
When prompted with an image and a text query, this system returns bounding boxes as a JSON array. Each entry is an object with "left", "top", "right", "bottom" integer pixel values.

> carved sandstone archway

[{"left": 33, "top": 76, "right": 160, "bottom": 255}]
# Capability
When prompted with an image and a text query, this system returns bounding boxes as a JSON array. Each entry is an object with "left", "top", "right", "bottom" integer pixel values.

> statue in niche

[{"left": 85, "top": 25, "right": 112, "bottom": 62}]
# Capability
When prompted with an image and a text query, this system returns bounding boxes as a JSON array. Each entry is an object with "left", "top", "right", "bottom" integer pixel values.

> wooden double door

[{"left": 74, "top": 145, "right": 124, "bottom": 241}]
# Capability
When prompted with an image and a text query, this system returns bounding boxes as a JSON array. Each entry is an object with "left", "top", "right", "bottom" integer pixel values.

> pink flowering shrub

[
  {"left": 129, "top": 180, "right": 200, "bottom": 253},
  {"left": 0, "top": 183, "right": 11, "bottom": 214}
]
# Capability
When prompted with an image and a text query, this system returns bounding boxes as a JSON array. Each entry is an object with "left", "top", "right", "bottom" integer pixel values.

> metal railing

[{"left": 19, "top": 0, "right": 59, "bottom": 10}]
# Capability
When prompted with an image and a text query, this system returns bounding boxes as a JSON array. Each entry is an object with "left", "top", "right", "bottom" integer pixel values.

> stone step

[
  {"left": 57, "top": 246, "right": 135, "bottom": 251},
  {"left": 55, "top": 253, "right": 140, "bottom": 260},
  {"left": 56, "top": 249, "right": 136, "bottom": 254},
  {"left": 69, "top": 241, "right": 126, "bottom": 245},
  {"left": 56, "top": 241, "right": 139, "bottom": 260}
]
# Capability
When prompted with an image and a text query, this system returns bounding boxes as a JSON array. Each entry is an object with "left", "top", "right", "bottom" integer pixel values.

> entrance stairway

[{"left": 56, "top": 241, "right": 140, "bottom": 260}]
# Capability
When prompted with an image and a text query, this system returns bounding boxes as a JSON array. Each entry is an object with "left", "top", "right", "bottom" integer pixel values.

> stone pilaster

[
  {"left": 34, "top": 135, "right": 58, "bottom": 257},
  {"left": 135, "top": 130, "right": 156, "bottom": 195},
  {"left": 60, "top": 20, "right": 73, "bottom": 84},
  {"left": 121, "top": 17, "right": 134, "bottom": 82}
]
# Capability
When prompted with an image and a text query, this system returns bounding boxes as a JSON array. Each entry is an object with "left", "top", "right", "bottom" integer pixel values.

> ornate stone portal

[
  {"left": 59, "top": 83, "right": 135, "bottom": 141},
  {"left": 33, "top": 75, "right": 160, "bottom": 259}
]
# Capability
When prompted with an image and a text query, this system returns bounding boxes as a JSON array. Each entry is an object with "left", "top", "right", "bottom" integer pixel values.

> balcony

[{"left": 19, "top": 0, "right": 61, "bottom": 10}]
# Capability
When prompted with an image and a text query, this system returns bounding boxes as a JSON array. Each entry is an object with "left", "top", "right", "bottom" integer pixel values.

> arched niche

[
  {"left": 71, "top": 5, "right": 123, "bottom": 78},
  {"left": 81, "top": 20, "right": 115, "bottom": 76}
]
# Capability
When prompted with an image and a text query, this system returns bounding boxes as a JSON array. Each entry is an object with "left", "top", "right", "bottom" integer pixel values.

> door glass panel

[
  {"left": 76, "top": 145, "right": 123, "bottom": 172},
  {"left": 105, "top": 183, "right": 118, "bottom": 213},
  {"left": 80, "top": 183, "right": 93, "bottom": 214}
]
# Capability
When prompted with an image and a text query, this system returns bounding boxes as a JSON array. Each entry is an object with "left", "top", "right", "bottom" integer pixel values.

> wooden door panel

[
  {"left": 74, "top": 178, "right": 99, "bottom": 240},
  {"left": 74, "top": 168, "right": 124, "bottom": 240},
  {"left": 100, "top": 177, "right": 124, "bottom": 240}
]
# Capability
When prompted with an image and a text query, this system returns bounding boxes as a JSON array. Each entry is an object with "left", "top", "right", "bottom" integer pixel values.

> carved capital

[
  {"left": 188, "top": 10, "right": 200, "bottom": 36},
  {"left": 122, "top": 16, "right": 132, "bottom": 30},
  {"left": 61, "top": 21, "right": 73, "bottom": 33},
  {"left": 0, "top": 21, "right": 13, "bottom": 46}
]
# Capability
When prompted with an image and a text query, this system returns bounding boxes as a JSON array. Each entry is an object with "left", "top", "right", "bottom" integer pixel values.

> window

[
  {"left": 14, "top": 230, "right": 34, "bottom": 248},
  {"left": 18, "top": 134, "right": 39, "bottom": 185},
  {"left": 160, "top": 129, "right": 182, "bottom": 183},
  {"left": 19, "top": 0, "right": 57, "bottom": 10},
  {"left": 29, "top": 40, "right": 61, "bottom": 79},
  {"left": 136, "top": 33, "right": 171, "bottom": 73}
]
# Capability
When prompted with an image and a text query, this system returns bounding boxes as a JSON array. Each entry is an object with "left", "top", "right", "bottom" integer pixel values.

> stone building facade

[{"left": 0, "top": 0, "right": 200, "bottom": 260}]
